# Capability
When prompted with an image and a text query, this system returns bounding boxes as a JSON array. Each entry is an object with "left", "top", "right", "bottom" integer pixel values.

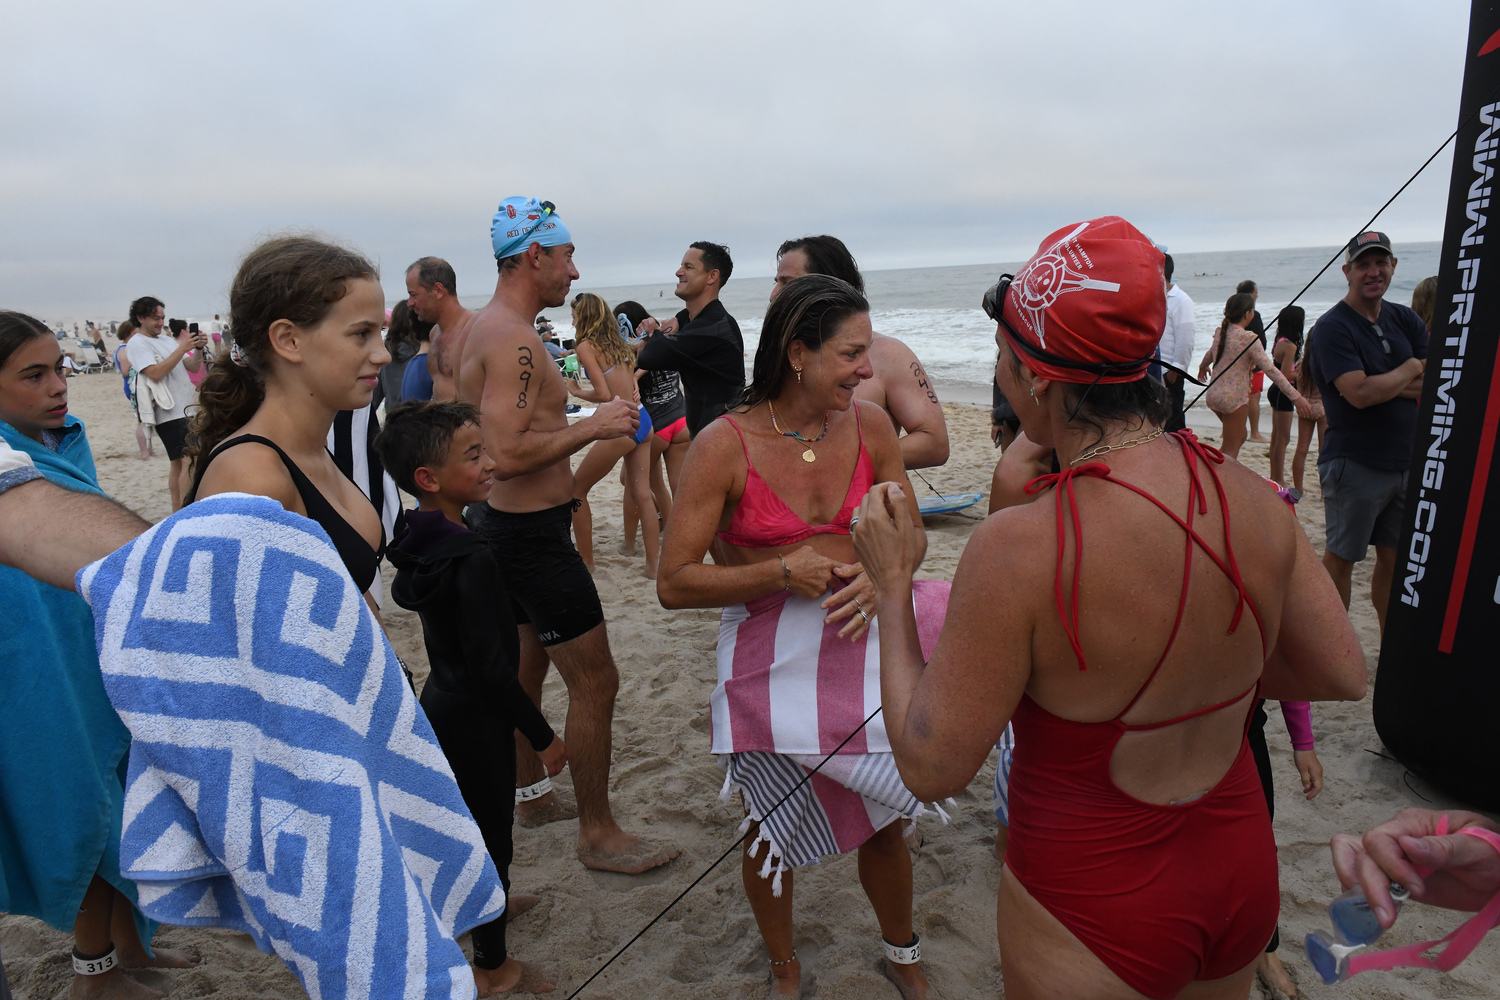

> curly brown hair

[{"left": 186, "top": 234, "right": 378, "bottom": 465}]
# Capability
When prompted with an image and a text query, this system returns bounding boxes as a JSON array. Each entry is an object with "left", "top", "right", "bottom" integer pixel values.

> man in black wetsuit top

[{"left": 636, "top": 241, "right": 744, "bottom": 436}]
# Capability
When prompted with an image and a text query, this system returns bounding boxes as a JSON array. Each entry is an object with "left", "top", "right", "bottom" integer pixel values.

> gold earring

[
  {"left": 1030, "top": 387, "right": 1040, "bottom": 405},
  {"left": 794, "top": 365, "right": 802, "bottom": 384}
]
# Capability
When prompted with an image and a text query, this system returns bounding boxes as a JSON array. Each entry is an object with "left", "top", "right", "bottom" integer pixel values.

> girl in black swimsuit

[{"left": 185, "top": 236, "right": 390, "bottom": 603}]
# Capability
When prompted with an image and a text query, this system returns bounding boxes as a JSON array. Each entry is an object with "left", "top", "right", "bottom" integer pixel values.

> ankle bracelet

[
  {"left": 769, "top": 951, "right": 798, "bottom": 967},
  {"left": 515, "top": 777, "right": 553, "bottom": 803},
  {"left": 72, "top": 945, "right": 118, "bottom": 976}
]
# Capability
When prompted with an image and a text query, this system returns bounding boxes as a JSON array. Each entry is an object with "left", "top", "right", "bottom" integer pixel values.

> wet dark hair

[
  {"left": 740, "top": 274, "right": 868, "bottom": 409},
  {"left": 690, "top": 241, "right": 733, "bottom": 285},
  {"left": 407, "top": 256, "right": 457, "bottom": 297},
  {"left": 1001, "top": 338, "right": 1170, "bottom": 448},
  {"left": 129, "top": 296, "right": 164, "bottom": 323},
  {"left": 385, "top": 300, "right": 427, "bottom": 356},
  {"left": 1236, "top": 279, "right": 1257, "bottom": 295},
  {"left": 613, "top": 300, "right": 652, "bottom": 336},
  {"left": 187, "top": 234, "right": 379, "bottom": 465},
  {"left": 168, "top": 319, "right": 187, "bottom": 336},
  {"left": 1214, "top": 292, "right": 1258, "bottom": 364},
  {"left": 1162, "top": 254, "right": 1175, "bottom": 283},
  {"left": 777, "top": 235, "right": 864, "bottom": 293},
  {"left": 0, "top": 311, "right": 52, "bottom": 371},
  {"left": 374, "top": 399, "right": 481, "bottom": 496},
  {"left": 1275, "top": 305, "right": 1305, "bottom": 350}
]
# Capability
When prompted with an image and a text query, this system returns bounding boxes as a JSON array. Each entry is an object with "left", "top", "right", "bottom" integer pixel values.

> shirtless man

[
  {"left": 771, "top": 236, "right": 950, "bottom": 469},
  {"left": 406, "top": 256, "right": 475, "bottom": 401},
  {"left": 457, "top": 196, "right": 679, "bottom": 874}
]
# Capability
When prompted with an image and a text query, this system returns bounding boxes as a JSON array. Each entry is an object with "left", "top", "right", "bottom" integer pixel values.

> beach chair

[{"left": 75, "top": 344, "right": 109, "bottom": 374}]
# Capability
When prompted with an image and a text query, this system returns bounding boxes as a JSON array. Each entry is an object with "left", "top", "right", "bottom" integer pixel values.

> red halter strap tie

[{"left": 1023, "top": 431, "right": 1268, "bottom": 698}]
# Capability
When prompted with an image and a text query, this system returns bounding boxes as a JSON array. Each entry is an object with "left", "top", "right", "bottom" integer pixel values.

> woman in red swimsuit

[
  {"left": 852, "top": 217, "right": 1368, "bottom": 1000},
  {"left": 658, "top": 275, "right": 941, "bottom": 1000}
]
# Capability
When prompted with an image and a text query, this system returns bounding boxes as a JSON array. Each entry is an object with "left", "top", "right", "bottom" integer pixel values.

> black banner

[{"left": 1374, "top": 1, "right": 1500, "bottom": 809}]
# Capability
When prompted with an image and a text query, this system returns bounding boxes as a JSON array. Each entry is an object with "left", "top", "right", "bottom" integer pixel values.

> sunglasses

[{"left": 1371, "top": 323, "right": 1392, "bottom": 355}]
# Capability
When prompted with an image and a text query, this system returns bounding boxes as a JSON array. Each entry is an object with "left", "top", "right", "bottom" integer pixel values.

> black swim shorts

[
  {"left": 466, "top": 501, "right": 605, "bottom": 646},
  {"left": 1267, "top": 385, "right": 1296, "bottom": 413},
  {"left": 155, "top": 417, "right": 190, "bottom": 461}
]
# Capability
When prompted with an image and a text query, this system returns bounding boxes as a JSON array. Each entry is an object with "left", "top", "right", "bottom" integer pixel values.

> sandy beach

[{"left": 2, "top": 370, "right": 1494, "bottom": 1000}]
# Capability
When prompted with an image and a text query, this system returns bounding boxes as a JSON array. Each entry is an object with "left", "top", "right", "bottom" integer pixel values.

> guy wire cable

[
  {"left": 564, "top": 704, "right": 885, "bottom": 1000},
  {"left": 1185, "top": 84, "right": 1499, "bottom": 412}
]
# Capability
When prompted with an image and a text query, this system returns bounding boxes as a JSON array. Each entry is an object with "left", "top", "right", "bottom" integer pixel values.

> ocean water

[{"left": 525, "top": 241, "right": 1442, "bottom": 404}]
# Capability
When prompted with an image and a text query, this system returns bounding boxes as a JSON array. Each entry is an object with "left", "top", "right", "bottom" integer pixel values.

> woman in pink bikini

[{"left": 658, "top": 274, "right": 944, "bottom": 1000}]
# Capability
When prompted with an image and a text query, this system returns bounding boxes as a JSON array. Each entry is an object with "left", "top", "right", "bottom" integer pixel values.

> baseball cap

[{"left": 1346, "top": 231, "right": 1393, "bottom": 263}]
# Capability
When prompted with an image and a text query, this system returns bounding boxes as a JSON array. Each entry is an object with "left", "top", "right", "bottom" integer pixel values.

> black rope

[
  {"left": 910, "top": 468, "right": 946, "bottom": 500},
  {"left": 1184, "top": 92, "right": 1492, "bottom": 412},
  {"left": 564, "top": 705, "right": 884, "bottom": 999}
]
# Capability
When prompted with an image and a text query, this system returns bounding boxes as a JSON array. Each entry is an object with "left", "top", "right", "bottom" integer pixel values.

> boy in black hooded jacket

[{"left": 377, "top": 400, "right": 565, "bottom": 996}]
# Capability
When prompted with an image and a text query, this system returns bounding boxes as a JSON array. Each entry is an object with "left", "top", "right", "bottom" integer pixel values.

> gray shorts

[{"left": 1319, "top": 457, "right": 1407, "bottom": 563}]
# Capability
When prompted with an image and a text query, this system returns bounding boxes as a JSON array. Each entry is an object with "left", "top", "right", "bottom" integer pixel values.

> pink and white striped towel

[
  {"left": 711, "top": 579, "right": 950, "bottom": 755},
  {"left": 712, "top": 580, "right": 951, "bottom": 887}
]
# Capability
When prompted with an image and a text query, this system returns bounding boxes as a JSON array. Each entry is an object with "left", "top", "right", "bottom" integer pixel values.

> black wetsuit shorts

[{"left": 466, "top": 501, "right": 605, "bottom": 646}]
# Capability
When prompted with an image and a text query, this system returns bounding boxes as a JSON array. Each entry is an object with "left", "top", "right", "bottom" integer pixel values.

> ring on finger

[
  {"left": 858, "top": 609, "right": 870, "bottom": 625},
  {"left": 850, "top": 515, "right": 860, "bottom": 530},
  {"left": 854, "top": 597, "right": 864, "bottom": 612}
]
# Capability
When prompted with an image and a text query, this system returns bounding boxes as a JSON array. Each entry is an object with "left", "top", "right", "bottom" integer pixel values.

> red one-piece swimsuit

[{"left": 1005, "top": 430, "right": 1279, "bottom": 999}]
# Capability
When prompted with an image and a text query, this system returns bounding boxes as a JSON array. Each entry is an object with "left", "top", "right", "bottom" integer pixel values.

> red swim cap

[{"left": 997, "top": 217, "right": 1166, "bottom": 385}]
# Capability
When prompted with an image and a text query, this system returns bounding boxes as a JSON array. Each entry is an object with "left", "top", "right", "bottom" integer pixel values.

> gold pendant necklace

[
  {"left": 1070, "top": 426, "right": 1166, "bottom": 466},
  {"left": 769, "top": 400, "right": 830, "bottom": 463}
]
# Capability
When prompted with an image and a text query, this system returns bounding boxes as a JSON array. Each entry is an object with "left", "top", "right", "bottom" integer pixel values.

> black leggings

[
  {"left": 421, "top": 684, "right": 517, "bottom": 969},
  {"left": 1247, "top": 700, "right": 1280, "bottom": 954}
]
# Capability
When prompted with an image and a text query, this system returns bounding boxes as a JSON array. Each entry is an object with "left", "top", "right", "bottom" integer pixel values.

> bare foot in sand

[
  {"left": 474, "top": 957, "right": 555, "bottom": 996},
  {"left": 69, "top": 968, "right": 163, "bottom": 1000},
  {"left": 577, "top": 828, "right": 680, "bottom": 874},
  {"left": 517, "top": 788, "right": 578, "bottom": 829},
  {"left": 618, "top": 538, "right": 636, "bottom": 556},
  {"left": 119, "top": 944, "right": 199, "bottom": 970},
  {"left": 768, "top": 954, "right": 801, "bottom": 998},
  {"left": 505, "top": 893, "right": 540, "bottom": 923},
  {"left": 644, "top": 558, "right": 658, "bottom": 581},
  {"left": 1256, "top": 951, "right": 1297, "bottom": 998},
  {"left": 883, "top": 959, "right": 939, "bottom": 1000}
]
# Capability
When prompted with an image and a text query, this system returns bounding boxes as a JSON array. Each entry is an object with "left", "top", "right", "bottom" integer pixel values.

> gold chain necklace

[
  {"left": 1070, "top": 426, "right": 1166, "bottom": 466},
  {"left": 768, "top": 400, "right": 830, "bottom": 463}
]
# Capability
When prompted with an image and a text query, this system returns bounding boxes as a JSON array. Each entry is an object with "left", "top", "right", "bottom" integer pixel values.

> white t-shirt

[{"left": 125, "top": 332, "right": 195, "bottom": 424}]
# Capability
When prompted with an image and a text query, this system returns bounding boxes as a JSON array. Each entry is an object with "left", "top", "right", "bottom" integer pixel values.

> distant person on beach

[
  {"left": 852, "top": 216, "right": 1367, "bottom": 1000},
  {"left": 377, "top": 300, "right": 426, "bottom": 409},
  {"left": 1307, "top": 231, "right": 1427, "bottom": 636},
  {"left": 378, "top": 399, "right": 565, "bottom": 996},
  {"left": 1411, "top": 274, "right": 1438, "bottom": 332},
  {"left": 562, "top": 291, "right": 660, "bottom": 577},
  {"left": 185, "top": 235, "right": 390, "bottom": 613},
  {"left": 1238, "top": 280, "right": 1270, "bottom": 442},
  {"left": 536, "top": 317, "right": 567, "bottom": 359},
  {"left": 115, "top": 321, "right": 155, "bottom": 460},
  {"left": 635, "top": 242, "right": 745, "bottom": 436},
  {"left": 1159, "top": 254, "right": 1196, "bottom": 432},
  {"left": 1289, "top": 328, "right": 1327, "bottom": 495},
  {"left": 770, "top": 235, "right": 950, "bottom": 469},
  {"left": 457, "top": 195, "right": 677, "bottom": 874},
  {"left": 1198, "top": 292, "right": 1311, "bottom": 459},
  {"left": 406, "top": 256, "right": 476, "bottom": 402},
  {"left": 126, "top": 295, "right": 205, "bottom": 510},
  {"left": 1266, "top": 306, "right": 1306, "bottom": 488},
  {"left": 0, "top": 311, "right": 197, "bottom": 1000},
  {"left": 657, "top": 274, "right": 942, "bottom": 1000}
]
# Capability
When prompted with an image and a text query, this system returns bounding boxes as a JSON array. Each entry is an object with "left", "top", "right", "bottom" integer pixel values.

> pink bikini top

[{"left": 716, "top": 409, "right": 875, "bottom": 549}]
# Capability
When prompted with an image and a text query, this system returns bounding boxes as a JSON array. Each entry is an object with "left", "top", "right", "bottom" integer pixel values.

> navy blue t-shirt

[
  {"left": 400, "top": 351, "right": 435, "bottom": 403},
  {"left": 1308, "top": 299, "right": 1428, "bottom": 471}
]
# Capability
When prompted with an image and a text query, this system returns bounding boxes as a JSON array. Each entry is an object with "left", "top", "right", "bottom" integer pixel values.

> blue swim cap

[{"left": 492, "top": 197, "right": 573, "bottom": 261}]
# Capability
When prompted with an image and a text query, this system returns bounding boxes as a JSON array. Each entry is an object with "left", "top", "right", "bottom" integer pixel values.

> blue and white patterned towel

[{"left": 78, "top": 493, "right": 504, "bottom": 1000}]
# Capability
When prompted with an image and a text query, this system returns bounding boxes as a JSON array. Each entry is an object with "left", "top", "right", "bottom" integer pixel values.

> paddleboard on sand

[{"left": 917, "top": 492, "right": 984, "bottom": 515}]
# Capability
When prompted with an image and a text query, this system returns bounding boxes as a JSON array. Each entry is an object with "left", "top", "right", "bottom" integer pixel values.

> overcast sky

[{"left": 2, "top": 1, "right": 1472, "bottom": 319}]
